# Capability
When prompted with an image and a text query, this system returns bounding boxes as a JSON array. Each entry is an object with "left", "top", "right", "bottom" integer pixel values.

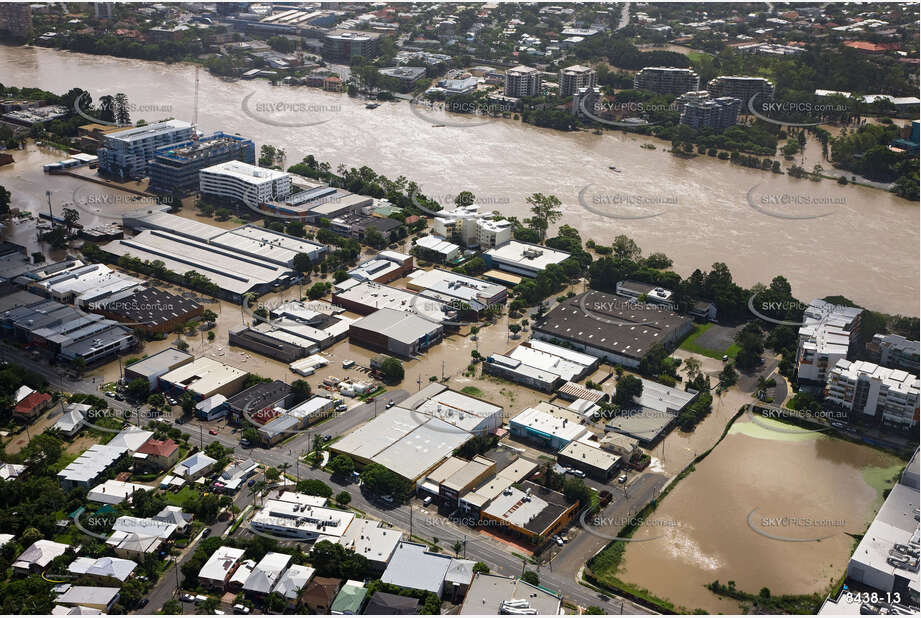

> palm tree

[{"left": 278, "top": 462, "right": 291, "bottom": 484}]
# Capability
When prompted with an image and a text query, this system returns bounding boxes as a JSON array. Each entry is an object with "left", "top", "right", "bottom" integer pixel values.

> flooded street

[
  {"left": 0, "top": 46, "right": 917, "bottom": 315},
  {"left": 618, "top": 417, "right": 904, "bottom": 612}
]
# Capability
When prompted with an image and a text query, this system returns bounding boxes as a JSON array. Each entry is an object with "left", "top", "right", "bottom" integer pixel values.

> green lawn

[
  {"left": 164, "top": 485, "right": 201, "bottom": 508},
  {"left": 460, "top": 386, "right": 484, "bottom": 397},
  {"left": 678, "top": 323, "right": 739, "bottom": 360}
]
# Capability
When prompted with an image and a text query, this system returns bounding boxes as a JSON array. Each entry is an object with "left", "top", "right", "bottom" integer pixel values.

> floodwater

[
  {"left": 617, "top": 416, "right": 904, "bottom": 613},
  {"left": 0, "top": 45, "right": 917, "bottom": 315}
]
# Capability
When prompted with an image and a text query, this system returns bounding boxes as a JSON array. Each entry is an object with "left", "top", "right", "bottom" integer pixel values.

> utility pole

[
  {"left": 417, "top": 375, "right": 422, "bottom": 391},
  {"left": 46, "top": 190, "right": 53, "bottom": 225},
  {"left": 409, "top": 503, "right": 413, "bottom": 538},
  {"left": 441, "top": 360, "right": 445, "bottom": 381},
  {"left": 200, "top": 423, "right": 204, "bottom": 449},
  {"left": 174, "top": 556, "right": 181, "bottom": 596}
]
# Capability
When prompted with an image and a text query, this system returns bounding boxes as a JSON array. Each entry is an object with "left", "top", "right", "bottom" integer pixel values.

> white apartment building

[
  {"left": 633, "top": 67, "right": 700, "bottom": 95},
  {"left": 504, "top": 65, "right": 542, "bottom": 97},
  {"left": 796, "top": 300, "right": 863, "bottom": 387},
  {"left": 706, "top": 75, "right": 775, "bottom": 103},
  {"left": 98, "top": 119, "right": 195, "bottom": 180},
  {"left": 200, "top": 161, "right": 291, "bottom": 206},
  {"left": 870, "top": 333, "right": 920, "bottom": 374},
  {"left": 826, "top": 360, "right": 919, "bottom": 429},
  {"left": 559, "top": 64, "right": 597, "bottom": 97},
  {"left": 431, "top": 205, "right": 511, "bottom": 249}
]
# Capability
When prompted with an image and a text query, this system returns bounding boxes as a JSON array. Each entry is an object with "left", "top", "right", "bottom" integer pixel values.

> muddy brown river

[{"left": 0, "top": 45, "right": 917, "bottom": 315}]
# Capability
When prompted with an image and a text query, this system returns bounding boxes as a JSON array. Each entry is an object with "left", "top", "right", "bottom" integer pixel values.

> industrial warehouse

[
  {"left": 532, "top": 290, "right": 694, "bottom": 368},
  {"left": 101, "top": 211, "right": 326, "bottom": 301}
]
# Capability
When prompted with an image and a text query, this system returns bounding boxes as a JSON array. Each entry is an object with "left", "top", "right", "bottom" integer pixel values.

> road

[
  {"left": 4, "top": 343, "right": 651, "bottom": 613},
  {"left": 139, "top": 473, "right": 260, "bottom": 614}
]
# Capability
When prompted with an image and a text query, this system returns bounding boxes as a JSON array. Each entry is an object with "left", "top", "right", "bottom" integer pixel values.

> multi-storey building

[
  {"left": 97, "top": 120, "right": 195, "bottom": 180},
  {"left": 796, "top": 300, "right": 864, "bottom": 388},
  {"left": 504, "top": 65, "right": 542, "bottom": 98},
  {"left": 323, "top": 30, "right": 380, "bottom": 61},
  {"left": 633, "top": 67, "right": 700, "bottom": 95},
  {"left": 0, "top": 3, "right": 32, "bottom": 40},
  {"left": 825, "top": 360, "right": 919, "bottom": 429},
  {"left": 200, "top": 160, "right": 291, "bottom": 206},
  {"left": 868, "top": 333, "right": 920, "bottom": 374},
  {"left": 572, "top": 86, "right": 601, "bottom": 117},
  {"left": 148, "top": 132, "right": 255, "bottom": 196},
  {"left": 678, "top": 91, "right": 740, "bottom": 131},
  {"left": 431, "top": 205, "right": 512, "bottom": 249},
  {"left": 559, "top": 65, "right": 597, "bottom": 97},
  {"left": 706, "top": 75, "right": 775, "bottom": 104}
]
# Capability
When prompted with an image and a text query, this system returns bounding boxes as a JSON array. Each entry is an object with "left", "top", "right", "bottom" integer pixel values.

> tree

[
  {"left": 454, "top": 191, "right": 476, "bottom": 208},
  {"left": 525, "top": 193, "right": 562, "bottom": 241},
  {"left": 296, "top": 479, "right": 333, "bottom": 498},
  {"left": 585, "top": 607, "right": 605, "bottom": 615},
  {"left": 379, "top": 357, "right": 404, "bottom": 382},
  {"left": 329, "top": 454, "right": 355, "bottom": 477},
  {"left": 335, "top": 491, "right": 351, "bottom": 506},
  {"left": 292, "top": 252, "right": 313, "bottom": 274},
  {"left": 0, "top": 185, "right": 10, "bottom": 216},
  {"left": 125, "top": 378, "right": 150, "bottom": 402},
  {"left": 309, "top": 540, "right": 370, "bottom": 580},
  {"left": 472, "top": 561, "right": 490, "bottom": 574},
  {"left": 290, "top": 379, "right": 311, "bottom": 405},
  {"left": 612, "top": 374, "right": 643, "bottom": 407},
  {"left": 265, "top": 467, "right": 280, "bottom": 482},
  {"left": 360, "top": 463, "right": 411, "bottom": 499},
  {"left": 62, "top": 207, "right": 80, "bottom": 231},
  {"left": 521, "top": 571, "right": 540, "bottom": 586},
  {"left": 612, "top": 234, "right": 642, "bottom": 260},
  {"left": 114, "top": 92, "right": 131, "bottom": 125}
]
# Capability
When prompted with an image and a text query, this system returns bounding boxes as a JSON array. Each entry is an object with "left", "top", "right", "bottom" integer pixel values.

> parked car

[
  {"left": 138, "top": 599, "right": 149, "bottom": 609},
  {"left": 233, "top": 605, "right": 251, "bottom": 615},
  {"left": 209, "top": 429, "right": 218, "bottom": 435},
  {"left": 181, "top": 594, "right": 195, "bottom": 603},
  {"left": 422, "top": 496, "right": 433, "bottom": 507},
  {"left": 570, "top": 469, "right": 586, "bottom": 479},
  {"left": 336, "top": 404, "right": 347, "bottom": 412},
  {"left": 240, "top": 438, "right": 251, "bottom": 447},
  {"left": 323, "top": 434, "right": 332, "bottom": 442},
  {"left": 617, "top": 474, "right": 627, "bottom": 484},
  {"left": 381, "top": 495, "right": 394, "bottom": 504},
  {"left": 201, "top": 527, "right": 212, "bottom": 538},
  {"left": 554, "top": 535, "right": 564, "bottom": 546},
  {"left": 385, "top": 399, "right": 395, "bottom": 409},
  {"left": 247, "top": 479, "right": 256, "bottom": 487},
  {"left": 342, "top": 359, "right": 355, "bottom": 369}
]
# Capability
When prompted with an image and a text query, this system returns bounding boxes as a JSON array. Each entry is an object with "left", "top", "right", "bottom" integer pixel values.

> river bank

[{"left": 0, "top": 45, "right": 918, "bottom": 315}]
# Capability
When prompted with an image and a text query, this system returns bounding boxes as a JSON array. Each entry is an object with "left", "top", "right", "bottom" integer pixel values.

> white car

[
  {"left": 617, "top": 474, "right": 628, "bottom": 484},
  {"left": 180, "top": 594, "right": 195, "bottom": 603},
  {"left": 342, "top": 360, "right": 355, "bottom": 369}
]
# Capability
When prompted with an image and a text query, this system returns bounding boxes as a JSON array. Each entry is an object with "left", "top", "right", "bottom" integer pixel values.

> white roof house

[
  {"left": 272, "top": 564, "right": 316, "bottom": 600},
  {"left": 13, "top": 540, "right": 70, "bottom": 571},
  {"left": 67, "top": 556, "right": 137, "bottom": 582},
  {"left": 381, "top": 542, "right": 452, "bottom": 595},
  {"left": 14, "top": 385, "right": 35, "bottom": 404},
  {"left": 87, "top": 479, "right": 152, "bottom": 505},
  {"left": 174, "top": 452, "right": 218, "bottom": 479},
  {"left": 243, "top": 552, "right": 292, "bottom": 594},
  {"left": 107, "top": 428, "right": 155, "bottom": 452},
  {"left": 198, "top": 546, "right": 246, "bottom": 587},
  {"left": 0, "top": 462, "right": 26, "bottom": 481},
  {"left": 57, "top": 444, "right": 129, "bottom": 489},
  {"left": 53, "top": 403, "right": 90, "bottom": 436},
  {"left": 55, "top": 586, "right": 121, "bottom": 612},
  {"left": 112, "top": 516, "right": 177, "bottom": 539},
  {"left": 336, "top": 518, "right": 402, "bottom": 568}
]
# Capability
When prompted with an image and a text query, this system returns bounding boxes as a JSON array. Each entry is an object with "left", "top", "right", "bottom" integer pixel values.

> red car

[{"left": 209, "top": 429, "right": 218, "bottom": 435}]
